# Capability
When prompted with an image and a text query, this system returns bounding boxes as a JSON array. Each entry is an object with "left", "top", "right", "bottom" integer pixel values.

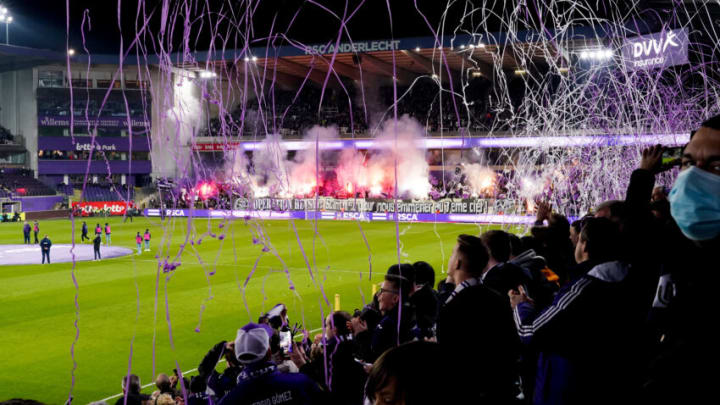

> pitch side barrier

[
  {"left": 143, "top": 208, "right": 539, "bottom": 224},
  {"left": 144, "top": 197, "right": 544, "bottom": 223}
]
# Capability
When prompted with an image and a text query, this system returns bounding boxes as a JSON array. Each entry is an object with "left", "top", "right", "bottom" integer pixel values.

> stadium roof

[
  {"left": 0, "top": 44, "right": 66, "bottom": 73},
  {"left": 1, "top": 22, "right": 659, "bottom": 86},
  {"left": 178, "top": 26, "right": 628, "bottom": 88}
]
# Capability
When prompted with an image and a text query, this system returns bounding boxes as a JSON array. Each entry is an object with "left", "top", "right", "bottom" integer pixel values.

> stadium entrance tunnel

[{"left": 0, "top": 244, "right": 134, "bottom": 265}]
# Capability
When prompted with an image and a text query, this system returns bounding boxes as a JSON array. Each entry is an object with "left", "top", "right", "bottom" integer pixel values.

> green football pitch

[{"left": 0, "top": 216, "right": 511, "bottom": 403}]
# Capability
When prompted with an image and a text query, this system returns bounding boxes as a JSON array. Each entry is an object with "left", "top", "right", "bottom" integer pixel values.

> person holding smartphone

[
  {"left": 643, "top": 117, "right": 720, "bottom": 404},
  {"left": 290, "top": 311, "right": 366, "bottom": 405}
]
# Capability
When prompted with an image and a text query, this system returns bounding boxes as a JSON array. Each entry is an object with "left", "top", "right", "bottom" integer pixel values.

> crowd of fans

[
  {"left": 89, "top": 116, "right": 718, "bottom": 405},
  {"left": 37, "top": 88, "right": 149, "bottom": 119},
  {"left": 3, "top": 117, "right": 713, "bottom": 405},
  {"left": 37, "top": 150, "right": 149, "bottom": 161},
  {"left": 201, "top": 78, "right": 503, "bottom": 138}
]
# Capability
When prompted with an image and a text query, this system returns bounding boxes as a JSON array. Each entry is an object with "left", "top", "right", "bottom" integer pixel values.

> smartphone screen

[
  {"left": 279, "top": 331, "right": 291, "bottom": 352},
  {"left": 662, "top": 146, "right": 683, "bottom": 165}
]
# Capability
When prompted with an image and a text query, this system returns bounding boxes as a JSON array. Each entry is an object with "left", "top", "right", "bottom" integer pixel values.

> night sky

[{"left": 2, "top": 1, "right": 650, "bottom": 55}]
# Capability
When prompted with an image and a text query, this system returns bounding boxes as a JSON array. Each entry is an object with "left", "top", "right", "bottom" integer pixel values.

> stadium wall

[{"left": 15, "top": 195, "right": 64, "bottom": 212}]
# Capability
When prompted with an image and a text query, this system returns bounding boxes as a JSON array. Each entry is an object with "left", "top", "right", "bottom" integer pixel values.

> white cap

[{"left": 234, "top": 323, "right": 273, "bottom": 364}]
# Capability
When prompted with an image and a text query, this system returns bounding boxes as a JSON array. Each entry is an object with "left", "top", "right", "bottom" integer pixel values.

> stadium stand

[
  {"left": 201, "top": 80, "right": 497, "bottom": 137},
  {"left": 79, "top": 184, "right": 134, "bottom": 201},
  {"left": 0, "top": 125, "right": 16, "bottom": 144},
  {"left": 0, "top": 173, "right": 57, "bottom": 196}
]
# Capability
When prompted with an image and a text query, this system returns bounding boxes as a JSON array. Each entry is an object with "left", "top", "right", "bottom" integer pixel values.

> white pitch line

[
  {"left": 121, "top": 260, "right": 378, "bottom": 275},
  {"left": 95, "top": 328, "right": 323, "bottom": 403}
]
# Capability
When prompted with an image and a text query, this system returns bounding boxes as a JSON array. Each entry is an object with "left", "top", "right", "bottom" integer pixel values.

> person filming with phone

[{"left": 643, "top": 116, "right": 720, "bottom": 403}]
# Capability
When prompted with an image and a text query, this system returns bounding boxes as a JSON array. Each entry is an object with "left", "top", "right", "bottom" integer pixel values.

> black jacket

[
  {"left": 299, "top": 335, "right": 365, "bottom": 405},
  {"left": 409, "top": 285, "right": 438, "bottom": 338},
  {"left": 93, "top": 236, "right": 102, "bottom": 249},
  {"left": 437, "top": 279, "right": 521, "bottom": 404},
  {"left": 114, "top": 392, "right": 150, "bottom": 405},
  {"left": 483, "top": 262, "right": 531, "bottom": 297},
  {"left": 353, "top": 302, "right": 414, "bottom": 363},
  {"left": 197, "top": 341, "right": 242, "bottom": 400}
]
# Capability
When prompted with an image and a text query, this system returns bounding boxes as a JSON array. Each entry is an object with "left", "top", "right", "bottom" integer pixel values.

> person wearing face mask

[{"left": 643, "top": 116, "right": 720, "bottom": 404}]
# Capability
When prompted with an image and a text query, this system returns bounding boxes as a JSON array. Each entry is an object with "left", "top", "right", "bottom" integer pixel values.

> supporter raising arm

[
  {"left": 643, "top": 117, "right": 720, "bottom": 404},
  {"left": 510, "top": 218, "right": 642, "bottom": 405},
  {"left": 196, "top": 339, "right": 243, "bottom": 401}
]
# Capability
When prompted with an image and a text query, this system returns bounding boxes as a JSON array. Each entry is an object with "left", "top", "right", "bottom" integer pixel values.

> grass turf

[{"left": 0, "top": 215, "right": 510, "bottom": 403}]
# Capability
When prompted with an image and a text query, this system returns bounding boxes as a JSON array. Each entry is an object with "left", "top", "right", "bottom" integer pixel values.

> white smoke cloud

[{"left": 225, "top": 115, "right": 432, "bottom": 199}]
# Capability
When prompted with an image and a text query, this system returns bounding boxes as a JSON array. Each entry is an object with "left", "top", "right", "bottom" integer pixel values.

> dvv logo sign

[
  {"left": 632, "top": 30, "right": 680, "bottom": 58},
  {"left": 623, "top": 28, "right": 688, "bottom": 70}
]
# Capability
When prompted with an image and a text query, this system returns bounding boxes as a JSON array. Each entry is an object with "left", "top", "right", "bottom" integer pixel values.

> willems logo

[{"left": 623, "top": 28, "right": 688, "bottom": 70}]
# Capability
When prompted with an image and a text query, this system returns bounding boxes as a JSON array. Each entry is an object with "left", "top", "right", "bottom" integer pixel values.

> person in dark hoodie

[
  {"left": 218, "top": 323, "right": 326, "bottom": 405},
  {"left": 437, "top": 234, "right": 521, "bottom": 404},
  {"left": 290, "top": 311, "right": 365, "bottom": 405},
  {"left": 510, "top": 217, "right": 639, "bottom": 405}
]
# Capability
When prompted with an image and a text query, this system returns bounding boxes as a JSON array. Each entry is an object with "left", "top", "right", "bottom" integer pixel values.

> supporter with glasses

[{"left": 349, "top": 265, "right": 415, "bottom": 363}]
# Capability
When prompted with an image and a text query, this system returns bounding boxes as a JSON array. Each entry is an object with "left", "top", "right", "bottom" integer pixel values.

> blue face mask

[{"left": 669, "top": 167, "right": 720, "bottom": 241}]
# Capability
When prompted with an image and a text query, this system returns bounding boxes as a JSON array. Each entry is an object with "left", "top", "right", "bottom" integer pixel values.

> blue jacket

[
  {"left": 218, "top": 361, "right": 326, "bottom": 405},
  {"left": 514, "top": 261, "right": 640, "bottom": 405}
]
